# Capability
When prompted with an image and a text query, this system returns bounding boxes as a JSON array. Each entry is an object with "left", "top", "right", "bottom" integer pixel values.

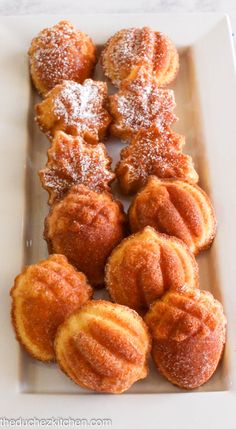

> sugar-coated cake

[
  {"left": 35, "top": 79, "right": 111, "bottom": 143},
  {"left": 29, "top": 20, "right": 96, "bottom": 96},
  {"left": 11, "top": 254, "right": 93, "bottom": 361},
  {"left": 39, "top": 131, "right": 115, "bottom": 204},
  {"left": 105, "top": 226, "right": 199, "bottom": 313},
  {"left": 45, "top": 184, "right": 127, "bottom": 287},
  {"left": 145, "top": 285, "right": 226, "bottom": 389},
  {"left": 129, "top": 176, "right": 216, "bottom": 254},
  {"left": 101, "top": 27, "right": 179, "bottom": 87},
  {"left": 55, "top": 300, "right": 151, "bottom": 393}
]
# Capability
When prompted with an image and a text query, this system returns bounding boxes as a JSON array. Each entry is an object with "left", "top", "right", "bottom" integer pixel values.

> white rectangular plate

[{"left": 1, "top": 13, "right": 236, "bottom": 429}]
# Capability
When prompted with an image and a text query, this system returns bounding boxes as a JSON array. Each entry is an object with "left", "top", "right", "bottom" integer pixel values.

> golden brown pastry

[
  {"left": 105, "top": 227, "right": 199, "bottom": 313},
  {"left": 10, "top": 254, "right": 93, "bottom": 362},
  {"left": 145, "top": 285, "right": 226, "bottom": 389},
  {"left": 45, "top": 184, "right": 127, "bottom": 287},
  {"left": 116, "top": 125, "right": 198, "bottom": 194},
  {"left": 55, "top": 300, "right": 151, "bottom": 393},
  {"left": 29, "top": 20, "right": 96, "bottom": 96},
  {"left": 109, "top": 67, "right": 177, "bottom": 141},
  {"left": 129, "top": 176, "right": 216, "bottom": 255},
  {"left": 35, "top": 79, "right": 111, "bottom": 143},
  {"left": 39, "top": 131, "right": 115, "bottom": 204},
  {"left": 101, "top": 27, "right": 179, "bottom": 87}
]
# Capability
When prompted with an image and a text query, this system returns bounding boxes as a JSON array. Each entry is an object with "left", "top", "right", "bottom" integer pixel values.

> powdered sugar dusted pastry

[
  {"left": 29, "top": 20, "right": 96, "bottom": 96},
  {"left": 105, "top": 226, "right": 199, "bottom": 313},
  {"left": 45, "top": 184, "right": 127, "bottom": 287},
  {"left": 35, "top": 79, "right": 111, "bottom": 143},
  {"left": 101, "top": 27, "right": 179, "bottom": 87},
  {"left": 116, "top": 125, "right": 198, "bottom": 194},
  {"left": 11, "top": 254, "right": 93, "bottom": 361},
  {"left": 145, "top": 285, "right": 226, "bottom": 389},
  {"left": 55, "top": 300, "right": 151, "bottom": 393},
  {"left": 109, "top": 67, "right": 177, "bottom": 141},
  {"left": 39, "top": 131, "right": 115, "bottom": 204},
  {"left": 129, "top": 176, "right": 216, "bottom": 255}
]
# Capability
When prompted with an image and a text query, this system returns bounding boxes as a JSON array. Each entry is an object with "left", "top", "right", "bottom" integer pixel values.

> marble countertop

[{"left": 0, "top": 0, "right": 235, "bottom": 48}]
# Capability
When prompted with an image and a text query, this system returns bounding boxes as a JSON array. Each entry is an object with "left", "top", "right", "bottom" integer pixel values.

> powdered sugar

[
  {"left": 29, "top": 20, "right": 95, "bottom": 92},
  {"left": 36, "top": 79, "right": 111, "bottom": 142},
  {"left": 102, "top": 27, "right": 171, "bottom": 87},
  {"left": 109, "top": 69, "right": 177, "bottom": 140},
  {"left": 39, "top": 132, "right": 115, "bottom": 204},
  {"left": 116, "top": 125, "right": 198, "bottom": 193}
]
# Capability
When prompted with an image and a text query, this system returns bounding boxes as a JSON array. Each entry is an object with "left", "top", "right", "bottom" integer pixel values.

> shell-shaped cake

[
  {"left": 55, "top": 300, "right": 151, "bottom": 393},
  {"left": 108, "top": 67, "right": 177, "bottom": 142},
  {"left": 145, "top": 285, "right": 226, "bottom": 389},
  {"left": 45, "top": 184, "right": 127, "bottom": 287},
  {"left": 129, "top": 176, "right": 216, "bottom": 254},
  {"left": 29, "top": 20, "right": 96, "bottom": 96},
  {"left": 101, "top": 27, "right": 179, "bottom": 87},
  {"left": 10, "top": 254, "right": 93, "bottom": 361},
  {"left": 39, "top": 131, "right": 115, "bottom": 204},
  {"left": 35, "top": 79, "right": 111, "bottom": 143},
  {"left": 116, "top": 125, "right": 198, "bottom": 194},
  {"left": 105, "top": 227, "right": 199, "bottom": 313}
]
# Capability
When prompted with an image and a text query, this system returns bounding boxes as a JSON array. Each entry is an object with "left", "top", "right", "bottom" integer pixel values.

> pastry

[
  {"left": 101, "top": 27, "right": 179, "bottom": 87},
  {"left": 105, "top": 226, "right": 199, "bottom": 313},
  {"left": 116, "top": 125, "right": 198, "bottom": 194},
  {"left": 39, "top": 131, "right": 115, "bottom": 204},
  {"left": 29, "top": 20, "right": 96, "bottom": 96},
  {"left": 55, "top": 300, "right": 151, "bottom": 393},
  {"left": 35, "top": 79, "right": 111, "bottom": 143},
  {"left": 129, "top": 176, "right": 216, "bottom": 254},
  {"left": 109, "top": 67, "right": 177, "bottom": 141},
  {"left": 45, "top": 184, "right": 127, "bottom": 287},
  {"left": 10, "top": 254, "right": 93, "bottom": 361},
  {"left": 145, "top": 285, "right": 226, "bottom": 389}
]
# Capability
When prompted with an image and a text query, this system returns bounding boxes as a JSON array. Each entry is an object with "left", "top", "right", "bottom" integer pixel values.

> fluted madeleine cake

[
  {"left": 11, "top": 254, "right": 93, "bottom": 361},
  {"left": 45, "top": 184, "right": 127, "bottom": 287},
  {"left": 28, "top": 20, "right": 96, "bottom": 96},
  {"left": 101, "top": 27, "right": 179, "bottom": 87},
  {"left": 129, "top": 176, "right": 216, "bottom": 254},
  {"left": 55, "top": 300, "right": 151, "bottom": 393},
  {"left": 105, "top": 227, "right": 199, "bottom": 313},
  {"left": 145, "top": 285, "right": 226, "bottom": 389}
]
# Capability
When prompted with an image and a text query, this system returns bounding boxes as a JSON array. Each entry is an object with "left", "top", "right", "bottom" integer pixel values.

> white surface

[
  {"left": 0, "top": 13, "right": 236, "bottom": 429},
  {"left": 0, "top": 0, "right": 236, "bottom": 47}
]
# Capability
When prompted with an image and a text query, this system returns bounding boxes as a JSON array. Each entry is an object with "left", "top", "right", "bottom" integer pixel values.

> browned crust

[
  {"left": 44, "top": 185, "right": 128, "bottom": 287},
  {"left": 29, "top": 20, "right": 97, "bottom": 96},
  {"left": 10, "top": 254, "right": 93, "bottom": 362},
  {"left": 101, "top": 27, "right": 179, "bottom": 88},
  {"left": 54, "top": 300, "right": 151, "bottom": 393},
  {"left": 128, "top": 177, "right": 217, "bottom": 255},
  {"left": 145, "top": 286, "right": 226, "bottom": 389},
  {"left": 35, "top": 79, "right": 112, "bottom": 144},
  {"left": 38, "top": 131, "right": 115, "bottom": 205},
  {"left": 105, "top": 226, "right": 199, "bottom": 313}
]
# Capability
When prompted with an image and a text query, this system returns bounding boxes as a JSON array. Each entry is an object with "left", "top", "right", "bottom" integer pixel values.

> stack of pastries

[{"left": 11, "top": 20, "right": 226, "bottom": 394}]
